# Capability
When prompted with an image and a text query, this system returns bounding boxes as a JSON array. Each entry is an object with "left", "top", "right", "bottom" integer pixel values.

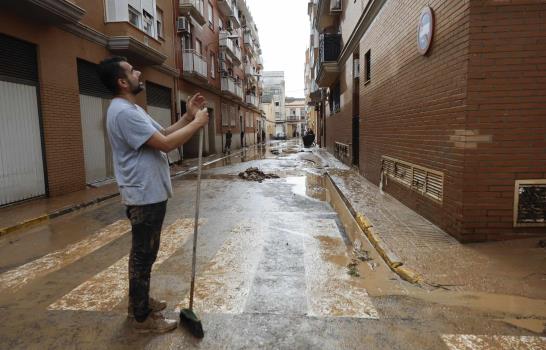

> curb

[
  {"left": 325, "top": 172, "right": 423, "bottom": 285},
  {"left": 0, "top": 146, "right": 256, "bottom": 237}
]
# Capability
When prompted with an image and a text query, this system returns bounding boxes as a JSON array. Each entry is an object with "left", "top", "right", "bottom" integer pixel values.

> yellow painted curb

[
  {"left": 395, "top": 266, "right": 422, "bottom": 284},
  {"left": 0, "top": 215, "right": 49, "bottom": 237}
]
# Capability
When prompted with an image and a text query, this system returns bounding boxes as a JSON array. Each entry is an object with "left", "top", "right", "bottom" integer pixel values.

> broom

[{"left": 179, "top": 127, "right": 205, "bottom": 338}]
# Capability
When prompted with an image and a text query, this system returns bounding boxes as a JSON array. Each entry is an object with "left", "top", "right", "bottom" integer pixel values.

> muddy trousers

[{"left": 126, "top": 201, "right": 167, "bottom": 322}]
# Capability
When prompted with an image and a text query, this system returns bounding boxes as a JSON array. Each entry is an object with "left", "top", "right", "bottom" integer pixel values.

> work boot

[
  {"left": 127, "top": 297, "right": 167, "bottom": 318},
  {"left": 131, "top": 312, "right": 177, "bottom": 334}
]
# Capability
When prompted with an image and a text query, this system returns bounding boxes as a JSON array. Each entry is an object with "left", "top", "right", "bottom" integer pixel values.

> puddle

[
  {"left": 286, "top": 174, "right": 328, "bottom": 201},
  {"left": 501, "top": 318, "right": 546, "bottom": 334}
]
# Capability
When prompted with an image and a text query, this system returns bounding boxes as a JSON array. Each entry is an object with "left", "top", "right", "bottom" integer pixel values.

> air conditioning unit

[{"left": 177, "top": 17, "right": 190, "bottom": 33}]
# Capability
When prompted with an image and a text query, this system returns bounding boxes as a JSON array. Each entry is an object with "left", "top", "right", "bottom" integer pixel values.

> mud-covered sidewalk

[{"left": 315, "top": 149, "right": 546, "bottom": 300}]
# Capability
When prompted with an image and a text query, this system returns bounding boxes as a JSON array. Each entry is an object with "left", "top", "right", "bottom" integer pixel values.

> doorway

[{"left": 351, "top": 51, "right": 360, "bottom": 167}]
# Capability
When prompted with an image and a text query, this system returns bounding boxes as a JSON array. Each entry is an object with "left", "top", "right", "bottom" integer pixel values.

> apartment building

[
  {"left": 0, "top": 0, "right": 262, "bottom": 206},
  {"left": 306, "top": 0, "right": 546, "bottom": 241},
  {"left": 261, "top": 71, "right": 286, "bottom": 139},
  {"left": 177, "top": 0, "right": 263, "bottom": 155},
  {"left": 285, "top": 98, "right": 306, "bottom": 138}
]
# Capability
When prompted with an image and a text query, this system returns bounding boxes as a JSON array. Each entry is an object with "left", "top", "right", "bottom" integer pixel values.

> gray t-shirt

[{"left": 106, "top": 97, "right": 172, "bottom": 205}]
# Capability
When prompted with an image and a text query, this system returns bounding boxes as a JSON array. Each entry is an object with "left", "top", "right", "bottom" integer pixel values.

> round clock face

[{"left": 417, "top": 7, "right": 434, "bottom": 55}]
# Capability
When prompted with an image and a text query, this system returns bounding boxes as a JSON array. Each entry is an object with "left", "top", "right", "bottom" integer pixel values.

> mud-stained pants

[{"left": 126, "top": 201, "right": 167, "bottom": 322}]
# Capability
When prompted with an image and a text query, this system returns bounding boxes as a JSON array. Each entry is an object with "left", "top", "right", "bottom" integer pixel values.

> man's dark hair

[{"left": 98, "top": 56, "right": 127, "bottom": 94}]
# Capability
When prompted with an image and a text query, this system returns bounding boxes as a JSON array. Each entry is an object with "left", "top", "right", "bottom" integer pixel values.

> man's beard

[{"left": 131, "top": 82, "right": 144, "bottom": 95}]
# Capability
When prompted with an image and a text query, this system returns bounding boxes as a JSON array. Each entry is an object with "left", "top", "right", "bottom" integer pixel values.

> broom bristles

[{"left": 180, "top": 308, "right": 204, "bottom": 338}]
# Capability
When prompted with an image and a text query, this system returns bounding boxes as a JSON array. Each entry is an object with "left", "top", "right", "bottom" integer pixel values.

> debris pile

[{"left": 238, "top": 167, "right": 279, "bottom": 183}]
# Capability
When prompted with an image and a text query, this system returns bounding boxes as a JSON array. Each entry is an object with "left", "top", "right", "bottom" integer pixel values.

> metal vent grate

[
  {"left": 514, "top": 179, "right": 546, "bottom": 227},
  {"left": 382, "top": 156, "right": 444, "bottom": 202}
]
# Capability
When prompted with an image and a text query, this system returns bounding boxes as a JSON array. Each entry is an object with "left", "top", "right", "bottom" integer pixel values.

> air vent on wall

[
  {"left": 382, "top": 156, "right": 444, "bottom": 202},
  {"left": 513, "top": 179, "right": 546, "bottom": 227}
]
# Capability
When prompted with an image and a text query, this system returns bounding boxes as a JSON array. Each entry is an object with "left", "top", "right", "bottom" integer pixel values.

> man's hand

[
  {"left": 187, "top": 93, "right": 207, "bottom": 121},
  {"left": 193, "top": 108, "right": 209, "bottom": 128}
]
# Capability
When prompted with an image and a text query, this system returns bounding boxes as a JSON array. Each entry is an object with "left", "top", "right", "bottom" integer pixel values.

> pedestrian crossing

[
  {"left": 0, "top": 220, "right": 130, "bottom": 293},
  {"left": 3, "top": 215, "right": 546, "bottom": 349},
  {"left": 176, "top": 221, "right": 265, "bottom": 315},
  {"left": 441, "top": 334, "right": 546, "bottom": 350},
  {"left": 48, "top": 218, "right": 202, "bottom": 311}
]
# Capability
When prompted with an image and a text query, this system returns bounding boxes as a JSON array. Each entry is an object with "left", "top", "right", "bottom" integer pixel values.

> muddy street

[{"left": 0, "top": 141, "right": 544, "bottom": 349}]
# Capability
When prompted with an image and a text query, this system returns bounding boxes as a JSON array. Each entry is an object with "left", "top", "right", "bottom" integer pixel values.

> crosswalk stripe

[
  {"left": 304, "top": 218, "right": 379, "bottom": 319},
  {"left": 0, "top": 220, "right": 130, "bottom": 293},
  {"left": 48, "top": 219, "right": 201, "bottom": 311},
  {"left": 441, "top": 334, "right": 546, "bottom": 350},
  {"left": 176, "top": 221, "right": 264, "bottom": 315}
]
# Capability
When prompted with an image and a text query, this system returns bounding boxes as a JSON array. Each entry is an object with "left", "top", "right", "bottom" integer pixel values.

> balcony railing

[
  {"left": 244, "top": 32, "right": 255, "bottom": 53},
  {"left": 246, "top": 94, "right": 258, "bottom": 107},
  {"left": 182, "top": 49, "right": 207, "bottom": 80},
  {"left": 221, "top": 77, "right": 243, "bottom": 100},
  {"left": 179, "top": 0, "right": 206, "bottom": 26},
  {"left": 316, "top": 33, "right": 342, "bottom": 87},
  {"left": 220, "top": 31, "right": 242, "bottom": 64},
  {"left": 319, "top": 33, "right": 341, "bottom": 65}
]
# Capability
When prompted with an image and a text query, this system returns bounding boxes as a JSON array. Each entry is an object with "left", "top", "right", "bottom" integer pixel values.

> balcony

[
  {"left": 221, "top": 76, "right": 243, "bottom": 100},
  {"left": 4, "top": 0, "right": 86, "bottom": 25},
  {"left": 219, "top": 31, "right": 242, "bottom": 64},
  {"left": 245, "top": 66, "right": 256, "bottom": 82},
  {"left": 244, "top": 32, "right": 255, "bottom": 54},
  {"left": 182, "top": 49, "right": 207, "bottom": 83},
  {"left": 256, "top": 56, "right": 263, "bottom": 68},
  {"left": 108, "top": 36, "right": 167, "bottom": 66},
  {"left": 309, "top": 81, "right": 322, "bottom": 103},
  {"left": 246, "top": 94, "right": 258, "bottom": 107},
  {"left": 316, "top": 33, "right": 341, "bottom": 87},
  {"left": 179, "top": 0, "right": 206, "bottom": 26},
  {"left": 316, "top": 0, "right": 341, "bottom": 31},
  {"left": 229, "top": 8, "right": 241, "bottom": 29},
  {"left": 217, "top": 0, "right": 234, "bottom": 17}
]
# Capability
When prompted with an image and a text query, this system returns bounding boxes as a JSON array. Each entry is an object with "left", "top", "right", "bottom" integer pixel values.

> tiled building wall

[
  {"left": 350, "top": 0, "right": 470, "bottom": 239},
  {"left": 463, "top": 0, "right": 546, "bottom": 240}
]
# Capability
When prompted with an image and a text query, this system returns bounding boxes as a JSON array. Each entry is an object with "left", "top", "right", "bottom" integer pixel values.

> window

[
  {"left": 143, "top": 10, "right": 154, "bottom": 36},
  {"left": 275, "top": 102, "right": 279, "bottom": 107},
  {"left": 221, "top": 103, "right": 229, "bottom": 126},
  {"left": 128, "top": 5, "right": 140, "bottom": 27},
  {"left": 210, "top": 53, "right": 216, "bottom": 79},
  {"left": 156, "top": 8, "right": 164, "bottom": 38},
  {"left": 330, "top": 81, "right": 341, "bottom": 114},
  {"left": 365, "top": 49, "right": 371, "bottom": 82},
  {"left": 195, "top": 39, "right": 202, "bottom": 55},
  {"left": 208, "top": 2, "right": 214, "bottom": 28}
]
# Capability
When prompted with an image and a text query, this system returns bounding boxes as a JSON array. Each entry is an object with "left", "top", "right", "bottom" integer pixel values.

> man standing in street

[
  {"left": 225, "top": 129, "right": 232, "bottom": 154},
  {"left": 98, "top": 56, "right": 209, "bottom": 333}
]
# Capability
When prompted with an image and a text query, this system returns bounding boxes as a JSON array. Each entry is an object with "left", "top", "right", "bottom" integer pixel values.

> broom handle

[{"left": 189, "top": 128, "right": 203, "bottom": 310}]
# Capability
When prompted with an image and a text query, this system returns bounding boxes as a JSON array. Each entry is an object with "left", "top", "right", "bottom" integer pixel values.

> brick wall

[
  {"left": 463, "top": 0, "right": 546, "bottom": 240},
  {"left": 355, "top": 0, "right": 471, "bottom": 239}
]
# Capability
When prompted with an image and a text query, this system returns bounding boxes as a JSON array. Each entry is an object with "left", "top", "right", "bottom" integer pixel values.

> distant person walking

[{"left": 225, "top": 129, "right": 232, "bottom": 154}]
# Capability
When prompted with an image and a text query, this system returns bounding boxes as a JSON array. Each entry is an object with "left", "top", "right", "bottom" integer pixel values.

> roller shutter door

[
  {"left": 77, "top": 59, "right": 114, "bottom": 184},
  {"left": 0, "top": 34, "right": 45, "bottom": 205},
  {"left": 146, "top": 82, "right": 180, "bottom": 163}
]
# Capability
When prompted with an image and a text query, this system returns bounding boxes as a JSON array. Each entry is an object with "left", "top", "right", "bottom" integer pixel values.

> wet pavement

[{"left": 0, "top": 140, "right": 545, "bottom": 349}]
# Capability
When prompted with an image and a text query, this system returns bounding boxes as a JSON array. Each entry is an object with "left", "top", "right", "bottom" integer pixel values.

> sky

[{"left": 245, "top": 0, "right": 310, "bottom": 98}]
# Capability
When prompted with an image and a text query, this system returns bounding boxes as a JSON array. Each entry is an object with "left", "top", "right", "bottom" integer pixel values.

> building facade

[
  {"left": 285, "top": 98, "right": 306, "bottom": 138},
  {"left": 306, "top": 0, "right": 546, "bottom": 241},
  {"left": 0, "top": 0, "right": 262, "bottom": 206},
  {"left": 261, "top": 71, "right": 286, "bottom": 139}
]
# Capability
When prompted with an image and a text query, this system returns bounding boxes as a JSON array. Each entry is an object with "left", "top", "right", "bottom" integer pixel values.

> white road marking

[
  {"left": 176, "top": 221, "right": 264, "bottom": 315},
  {"left": 48, "top": 219, "right": 200, "bottom": 311},
  {"left": 0, "top": 220, "right": 130, "bottom": 293},
  {"left": 441, "top": 334, "right": 546, "bottom": 350},
  {"left": 304, "top": 219, "right": 379, "bottom": 319}
]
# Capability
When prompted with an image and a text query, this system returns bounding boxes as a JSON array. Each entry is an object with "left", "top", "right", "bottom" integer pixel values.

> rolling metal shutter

[
  {"left": 146, "top": 82, "right": 180, "bottom": 163},
  {"left": 77, "top": 59, "right": 114, "bottom": 184},
  {"left": 0, "top": 34, "right": 46, "bottom": 205}
]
